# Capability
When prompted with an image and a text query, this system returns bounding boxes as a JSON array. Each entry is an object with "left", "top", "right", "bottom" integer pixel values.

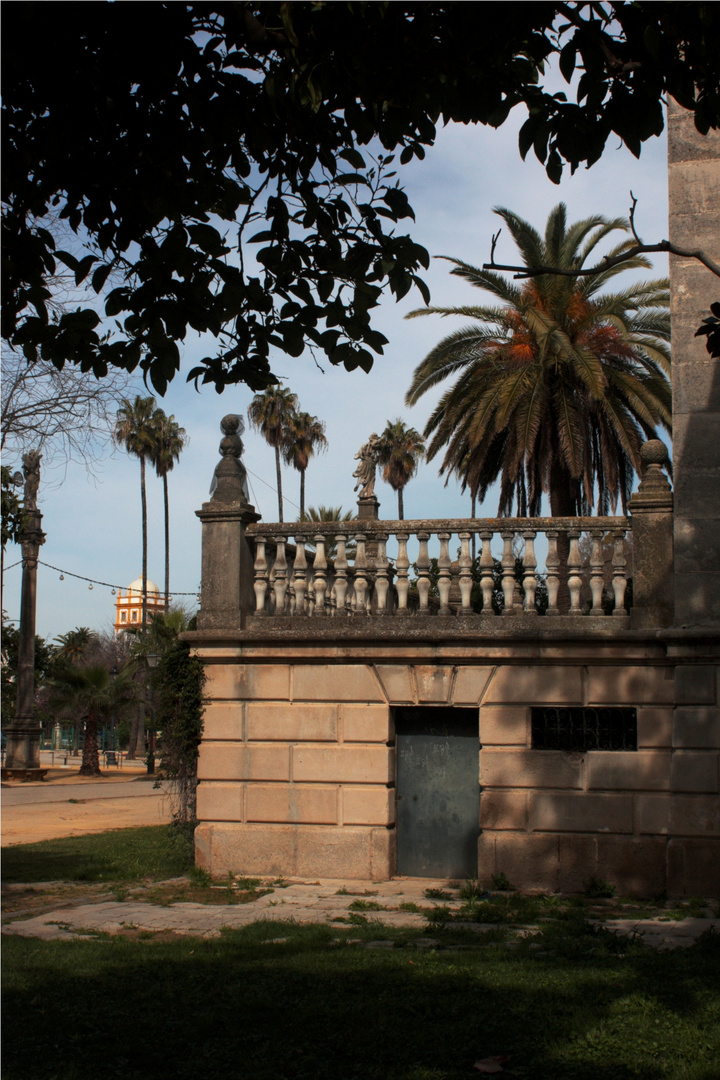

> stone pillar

[
  {"left": 3, "top": 452, "right": 46, "bottom": 780},
  {"left": 668, "top": 99, "right": 720, "bottom": 627},
  {"left": 628, "top": 440, "right": 674, "bottom": 629},
  {"left": 196, "top": 416, "right": 260, "bottom": 631}
]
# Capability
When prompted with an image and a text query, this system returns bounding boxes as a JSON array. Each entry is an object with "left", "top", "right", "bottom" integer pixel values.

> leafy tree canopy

[{"left": 3, "top": 2, "right": 718, "bottom": 395}]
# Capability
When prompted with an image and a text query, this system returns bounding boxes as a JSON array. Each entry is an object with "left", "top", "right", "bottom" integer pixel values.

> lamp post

[
  {"left": 146, "top": 653, "right": 159, "bottom": 775},
  {"left": 2, "top": 451, "right": 46, "bottom": 780}
]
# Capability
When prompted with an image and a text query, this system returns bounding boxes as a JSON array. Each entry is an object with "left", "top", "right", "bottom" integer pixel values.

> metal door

[{"left": 395, "top": 707, "right": 479, "bottom": 878}]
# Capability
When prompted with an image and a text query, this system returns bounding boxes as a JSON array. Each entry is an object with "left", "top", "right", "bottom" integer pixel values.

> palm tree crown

[
  {"left": 406, "top": 204, "right": 671, "bottom": 517},
  {"left": 376, "top": 419, "right": 425, "bottom": 520},
  {"left": 247, "top": 386, "right": 299, "bottom": 522},
  {"left": 283, "top": 411, "right": 327, "bottom": 519}
]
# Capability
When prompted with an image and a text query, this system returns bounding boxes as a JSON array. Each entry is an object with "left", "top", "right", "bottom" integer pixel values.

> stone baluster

[
  {"left": 522, "top": 530, "right": 538, "bottom": 615},
  {"left": 567, "top": 529, "right": 583, "bottom": 613},
  {"left": 437, "top": 531, "right": 452, "bottom": 614},
  {"left": 373, "top": 534, "right": 390, "bottom": 613},
  {"left": 395, "top": 532, "right": 410, "bottom": 612},
  {"left": 479, "top": 531, "right": 495, "bottom": 615},
  {"left": 589, "top": 529, "right": 605, "bottom": 614},
  {"left": 545, "top": 530, "right": 560, "bottom": 615},
  {"left": 611, "top": 528, "right": 628, "bottom": 615},
  {"left": 416, "top": 531, "right": 431, "bottom": 611},
  {"left": 273, "top": 537, "right": 289, "bottom": 613},
  {"left": 253, "top": 536, "right": 269, "bottom": 614},
  {"left": 334, "top": 535, "right": 349, "bottom": 615},
  {"left": 312, "top": 533, "right": 328, "bottom": 616},
  {"left": 292, "top": 537, "right": 307, "bottom": 615},
  {"left": 353, "top": 532, "right": 369, "bottom": 613},
  {"left": 500, "top": 530, "right": 515, "bottom": 615},
  {"left": 458, "top": 531, "right": 473, "bottom": 612}
]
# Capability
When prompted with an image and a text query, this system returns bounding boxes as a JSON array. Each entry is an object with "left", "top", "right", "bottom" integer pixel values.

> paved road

[{"left": 2, "top": 778, "right": 170, "bottom": 806}]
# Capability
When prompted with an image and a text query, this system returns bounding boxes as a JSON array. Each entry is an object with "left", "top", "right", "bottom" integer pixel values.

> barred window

[{"left": 531, "top": 707, "right": 637, "bottom": 751}]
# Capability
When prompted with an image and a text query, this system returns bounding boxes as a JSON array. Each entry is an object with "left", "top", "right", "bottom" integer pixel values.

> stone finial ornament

[
  {"left": 353, "top": 433, "right": 381, "bottom": 498},
  {"left": 209, "top": 414, "right": 251, "bottom": 503},
  {"left": 637, "top": 438, "right": 672, "bottom": 496},
  {"left": 22, "top": 449, "right": 42, "bottom": 511}
]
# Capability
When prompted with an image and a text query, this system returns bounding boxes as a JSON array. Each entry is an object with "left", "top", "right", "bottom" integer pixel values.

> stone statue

[
  {"left": 353, "top": 433, "right": 381, "bottom": 498},
  {"left": 210, "top": 414, "right": 250, "bottom": 502},
  {"left": 22, "top": 450, "right": 42, "bottom": 511}
]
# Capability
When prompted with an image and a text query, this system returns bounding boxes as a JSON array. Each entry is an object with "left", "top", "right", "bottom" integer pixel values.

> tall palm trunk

[
  {"left": 78, "top": 711, "right": 101, "bottom": 777},
  {"left": 398, "top": 488, "right": 404, "bottom": 520},
  {"left": 549, "top": 460, "right": 579, "bottom": 614},
  {"left": 140, "top": 453, "right": 148, "bottom": 627},
  {"left": 275, "top": 444, "right": 284, "bottom": 522},
  {"left": 300, "top": 469, "right": 305, "bottom": 519},
  {"left": 163, "top": 472, "right": 170, "bottom": 611}
]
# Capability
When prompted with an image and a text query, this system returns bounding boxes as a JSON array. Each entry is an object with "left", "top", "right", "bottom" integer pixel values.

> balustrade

[{"left": 247, "top": 518, "right": 631, "bottom": 619}]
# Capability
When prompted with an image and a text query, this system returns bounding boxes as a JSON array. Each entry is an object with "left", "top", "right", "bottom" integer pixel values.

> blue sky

[{"left": 3, "top": 111, "right": 670, "bottom": 641}]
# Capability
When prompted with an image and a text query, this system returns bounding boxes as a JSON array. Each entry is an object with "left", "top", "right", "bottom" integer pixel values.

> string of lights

[
  {"left": 3, "top": 558, "right": 199, "bottom": 597},
  {"left": 4, "top": 465, "right": 301, "bottom": 598}
]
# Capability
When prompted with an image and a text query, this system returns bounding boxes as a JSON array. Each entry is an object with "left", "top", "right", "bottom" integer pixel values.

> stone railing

[
  {"left": 195, "top": 425, "right": 674, "bottom": 632},
  {"left": 246, "top": 518, "right": 631, "bottom": 619}
]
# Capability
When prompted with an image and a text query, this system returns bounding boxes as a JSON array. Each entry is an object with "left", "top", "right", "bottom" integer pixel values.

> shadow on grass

[
  {"left": 3, "top": 921, "right": 719, "bottom": 1080},
  {"left": 1, "top": 825, "right": 194, "bottom": 883}
]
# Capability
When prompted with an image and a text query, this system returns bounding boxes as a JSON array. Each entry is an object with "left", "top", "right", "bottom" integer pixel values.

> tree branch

[{"left": 484, "top": 241, "right": 720, "bottom": 279}]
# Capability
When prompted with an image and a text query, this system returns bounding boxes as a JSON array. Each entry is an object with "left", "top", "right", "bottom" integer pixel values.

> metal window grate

[{"left": 531, "top": 707, "right": 637, "bottom": 751}]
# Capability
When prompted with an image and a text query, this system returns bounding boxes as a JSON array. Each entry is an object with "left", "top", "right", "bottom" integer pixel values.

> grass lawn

[
  {"left": 2, "top": 827, "right": 720, "bottom": 1080},
  {"left": 1, "top": 824, "right": 195, "bottom": 884}
]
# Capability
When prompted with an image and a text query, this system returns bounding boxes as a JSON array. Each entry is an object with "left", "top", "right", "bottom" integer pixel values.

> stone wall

[
  {"left": 192, "top": 636, "right": 720, "bottom": 894},
  {"left": 668, "top": 100, "right": 720, "bottom": 626}
]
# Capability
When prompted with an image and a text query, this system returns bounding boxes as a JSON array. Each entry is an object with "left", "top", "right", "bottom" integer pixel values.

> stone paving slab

[
  {"left": 593, "top": 917, "right": 719, "bottom": 950},
  {"left": 3, "top": 877, "right": 718, "bottom": 946}
]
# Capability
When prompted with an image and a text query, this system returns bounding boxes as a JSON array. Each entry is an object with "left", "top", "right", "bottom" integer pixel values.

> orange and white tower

[{"left": 114, "top": 577, "right": 165, "bottom": 632}]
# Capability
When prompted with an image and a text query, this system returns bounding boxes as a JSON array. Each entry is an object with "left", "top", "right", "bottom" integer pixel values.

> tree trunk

[
  {"left": 300, "top": 468, "right": 305, "bottom": 520},
  {"left": 78, "top": 712, "right": 102, "bottom": 777},
  {"left": 140, "top": 453, "right": 148, "bottom": 627},
  {"left": 163, "top": 472, "right": 170, "bottom": 612},
  {"left": 275, "top": 444, "right": 283, "bottom": 522},
  {"left": 398, "top": 487, "right": 404, "bottom": 520},
  {"left": 127, "top": 701, "right": 140, "bottom": 759},
  {"left": 549, "top": 462, "right": 580, "bottom": 614}
]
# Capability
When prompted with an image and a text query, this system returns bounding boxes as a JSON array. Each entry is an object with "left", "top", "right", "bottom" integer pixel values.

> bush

[{"left": 154, "top": 642, "right": 205, "bottom": 823}]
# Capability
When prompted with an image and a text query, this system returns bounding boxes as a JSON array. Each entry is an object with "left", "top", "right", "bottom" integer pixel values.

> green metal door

[{"left": 395, "top": 707, "right": 480, "bottom": 878}]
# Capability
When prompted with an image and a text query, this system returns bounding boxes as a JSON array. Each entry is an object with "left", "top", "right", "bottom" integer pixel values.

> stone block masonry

[{"left": 190, "top": 641, "right": 720, "bottom": 894}]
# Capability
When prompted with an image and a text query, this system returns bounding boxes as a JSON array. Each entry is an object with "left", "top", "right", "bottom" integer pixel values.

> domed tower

[{"left": 114, "top": 577, "right": 165, "bottom": 632}]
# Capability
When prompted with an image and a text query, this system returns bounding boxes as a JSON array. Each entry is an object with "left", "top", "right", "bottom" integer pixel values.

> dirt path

[{"left": 1, "top": 769, "right": 173, "bottom": 845}]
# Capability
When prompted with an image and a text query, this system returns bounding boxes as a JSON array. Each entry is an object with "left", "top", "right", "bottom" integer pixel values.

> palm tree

[
  {"left": 47, "top": 664, "right": 136, "bottom": 777},
  {"left": 283, "top": 411, "right": 327, "bottom": 519},
  {"left": 114, "top": 396, "right": 163, "bottom": 628},
  {"left": 53, "top": 627, "right": 95, "bottom": 666},
  {"left": 152, "top": 414, "right": 187, "bottom": 611},
  {"left": 405, "top": 204, "right": 671, "bottom": 518},
  {"left": 247, "top": 386, "right": 299, "bottom": 522},
  {"left": 376, "top": 419, "right": 425, "bottom": 520}
]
